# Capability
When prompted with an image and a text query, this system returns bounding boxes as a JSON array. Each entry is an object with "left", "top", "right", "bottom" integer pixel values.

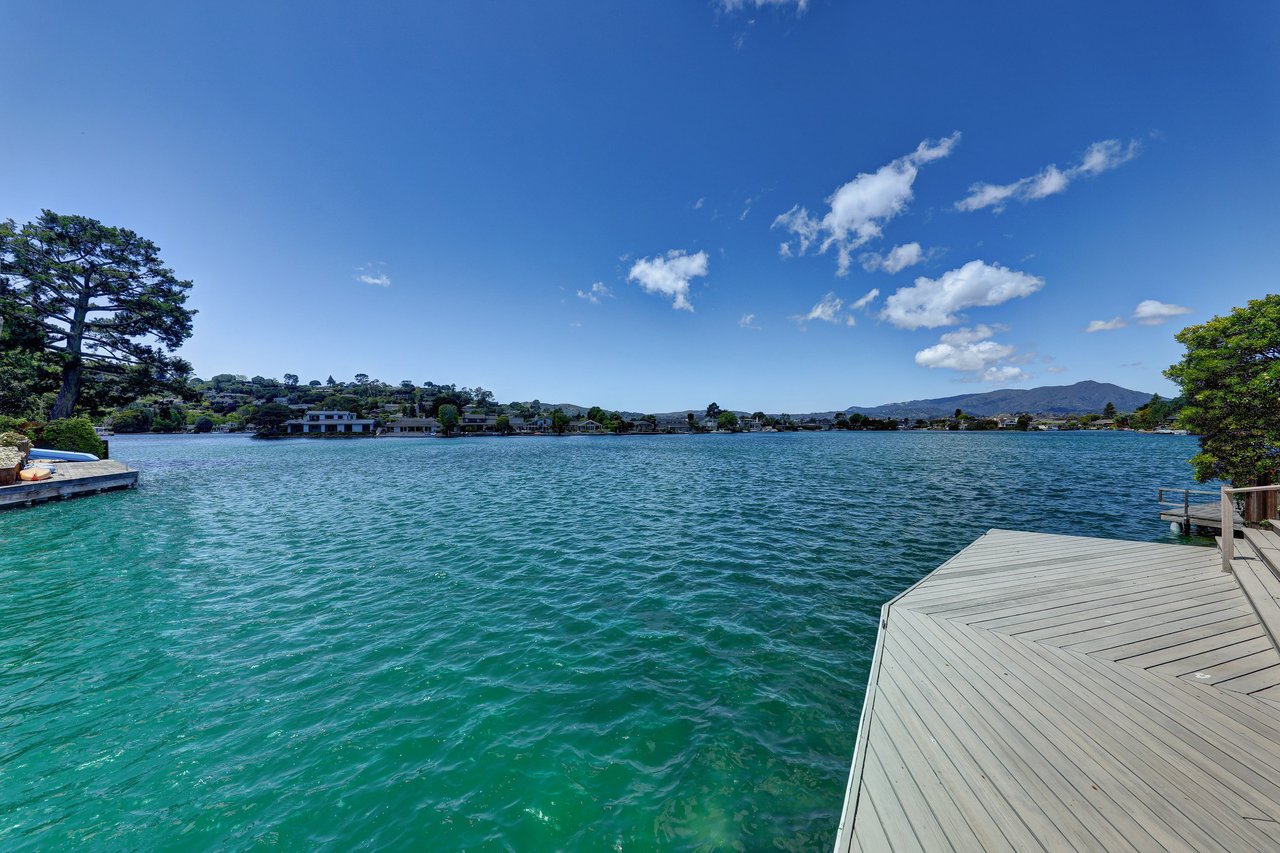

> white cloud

[
  {"left": 694, "top": 197, "right": 705, "bottom": 210},
  {"left": 980, "top": 366, "right": 1031, "bottom": 383},
  {"left": 1085, "top": 317, "right": 1126, "bottom": 333},
  {"left": 576, "top": 282, "right": 612, "bottom": 304},
  {"left": 880, "top": 260, "right": 1044, "bottom": 330},
  {"left": 914, "top": 325, "right": 1029, "bottom": 383},
  {"left": 720, "top": 0, "right": 808, "bottom": 14},
  {"left": 355, "top": 263, "right": 390, "bottom": 287},
  {"left": 627, "top": 250, "right": 709, "bottom": 311},
  {"left": 739, "top": 313, "right": 761, "bottom": 330},
  {"left": 1046, "top": 365, "right": 1068, "bottom": 374},
  {"left": 849, "top": 288, "right": 880, "bottom": 311},
  {"left": 805, "top": 292, "right": 844, "bottom": 323},
  {"left": 860, "top": 242, "right": 926, "bottom": 274},
  {"left": 1133, "top": 299, "right": 1191, "bottom": 326},
  {"left": 957, "top": 138, "right": 1141, "bottom": 212},
  {"left": 774, "top": 133, "right": 960, "bottom": 275}
]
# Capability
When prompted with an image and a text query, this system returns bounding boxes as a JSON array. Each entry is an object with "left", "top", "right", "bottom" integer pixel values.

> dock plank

[{"left": 836, "top": 529, "right": 1280, "bottom": 852}]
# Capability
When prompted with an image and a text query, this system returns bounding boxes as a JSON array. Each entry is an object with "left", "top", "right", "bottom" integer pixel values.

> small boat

[{"left": 29, "top": 448, "right": 100, "bottom": 462}]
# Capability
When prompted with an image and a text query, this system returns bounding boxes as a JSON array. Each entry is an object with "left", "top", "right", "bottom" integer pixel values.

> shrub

[
  {"left": 194, "top": 416, "right": 214, "bottom": 433},
  {"left": 0, "top": 415, "right": 30, "bottom": 436},
  {"left": 39, "top": 418, "right": 106, "bottom": 457}
]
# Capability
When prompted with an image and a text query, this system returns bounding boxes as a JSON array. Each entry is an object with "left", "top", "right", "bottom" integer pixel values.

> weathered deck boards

[
  {"left": 0, "top": 460, "right": 138, "bottom": 509},
  {"left": 836, "top": 529, "right": 1280, "bottom": 852}
]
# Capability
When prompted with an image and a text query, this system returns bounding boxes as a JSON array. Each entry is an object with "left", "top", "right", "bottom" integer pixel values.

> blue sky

[{"left": 5, "top": 1, "right": 1278, "bottom": 412}]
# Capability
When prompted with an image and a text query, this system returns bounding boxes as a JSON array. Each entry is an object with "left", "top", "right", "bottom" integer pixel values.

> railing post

[{"left": 1221, "top": 487, "right": 1234, "bottom": 572}]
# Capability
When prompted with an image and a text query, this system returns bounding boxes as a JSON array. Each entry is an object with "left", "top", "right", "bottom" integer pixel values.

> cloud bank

[
  {"left": 627, "top": 250, "right": 709, "bottom": 311},
  {"left": 880, "top": 260, "right": 1044, "bottom": 330},
  {"left": 957, "top": 138, "right": 1141, "bottom": 212},
  {"left": 774, "top": 133, "right": 960, "bottom": 275}
]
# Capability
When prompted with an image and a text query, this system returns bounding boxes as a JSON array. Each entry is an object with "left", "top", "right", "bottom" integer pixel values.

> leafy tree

[
  {"left": 320, "top": 394, "right": 364, "bottom": 416},
  {"left": 111, "top": 405, "right": 153, "bottom": 433},
  {"left": 283, "top": 373, "right": 299, "bottom": 387},
  {"left": 1016, "top": 414, "right": 1034, "bottom": 431},
  {"left": 1102, "top": 401, "right": 1117, "bottom": 419},
  {"left": 705, "top": 402, "right": 721, "bottom": 419},
  {"left": 551, "top": 408, "right": 570, "bottom": 435},
  {"left": 250, "top": 402, "right": 296, "bottom": 437},
  {"left": 308, "top": 379, "right": 321, "bottom": 387},
  {"left": 354, "top": 373, "right": 369, "bottom": 385},
  {"left": 954, "top": 408, "right": 963, "bottom": 419},
  {"left": 686, "top": 412, "right": 696, "bottom": 428},
  {"left": 326, "top": 375, "right": 336, "bottom": 386},
  {"left": 438, "top": 404, "right": 460, "bottom": 436},
  {"left": 194, "top": 415, "right": 214, "bottom": 433},
  {"left": 1166, "top": 295, "right": 1280, "bottom": 520},
  {"left": 751, "top": 411, "right": 765, "bottom": 422},
  {"left": 0, "top": 211, "right": 196, "bottom": 419},
  {"left": 717, "top": 411, "right": 739, "bottom": 431},
  {"left": 587, "top": 405, "right": 607, "bottom": 423},
  {"left": 495, "top": 414, "right": 511, "bottom": 435}
]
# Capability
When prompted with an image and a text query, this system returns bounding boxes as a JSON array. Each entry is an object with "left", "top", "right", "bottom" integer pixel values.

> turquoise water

[{"left": 1, "top": 432, "right": 1204, "bottom": 850}]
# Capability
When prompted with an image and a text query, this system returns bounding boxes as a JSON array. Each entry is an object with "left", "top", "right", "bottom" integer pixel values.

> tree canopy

[
  {"left": 0, "top": 211, "right": 195, "bottom": 419},
  {"left": 1166, "top": 295, "right": 1280, "bottom": 504}
]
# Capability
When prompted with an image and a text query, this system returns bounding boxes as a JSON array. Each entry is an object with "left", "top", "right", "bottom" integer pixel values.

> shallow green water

[{"left": 1, "top": 431, "right": 1204, "bottom": 850}]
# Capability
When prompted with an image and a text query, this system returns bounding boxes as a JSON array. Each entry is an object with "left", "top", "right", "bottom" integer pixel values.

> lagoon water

[{"left": 1, "top": 431, "right": 1205, "bottom": 850}]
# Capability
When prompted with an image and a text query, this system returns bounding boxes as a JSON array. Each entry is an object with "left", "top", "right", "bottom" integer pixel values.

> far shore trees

[
  {"left": 1166, "top": 295, "right": 1280, "bottom": 521},
  {"left": 249, "top": 402, "right": 295, "bottom": 438},
  {"left": 0, "top": 211, "right": 196, "bottom": 420}
]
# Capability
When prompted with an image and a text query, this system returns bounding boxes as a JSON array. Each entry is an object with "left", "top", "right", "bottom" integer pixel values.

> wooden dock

[
  {"left": 836, "top": 528, "right": 1280, "bottom": 852},
  {"left": 0, "top": 460, "right": 138, "bottom": 509}
]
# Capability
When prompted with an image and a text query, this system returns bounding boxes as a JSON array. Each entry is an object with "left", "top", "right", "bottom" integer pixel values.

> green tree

[
  {"left": 283, "top": 373, "right": 299, "bottom": 387},
  {"left": 686, "top": 412, "right": 696, "bottom": 429},
  {"left": 705, "top": 402, "right": 721, "bottom": 419},
  {"left": 1016, "top": 414, "right": 1034, "bottom": 431},
  {"left": 496, "top": 414, "right": 511, "bottom": 435},
  {"left": 717, "top": 411, "right": 739, "bottom": 431},
  {"left": 551, "top": 408, "right": 570, "bottom": 435},
  {"left": 1166, "top": 295, "right": 1280, "bottom": 520},
  {"left": 1, "top": 212, "right": 195, "bottom": 419},
  {"left": 111, "top": 405, "right": 153, "bottom": 433},
  {"left": 1102, "top": 401, "right": 1117, "bottom": 419},
  {"left": 249, "top": 402, "right": 295, "bottom": 437},
  {"left": 438, "top": 403, "right": 460, "bottom": 436},
  {"left": 194, "top": 415, "right": 214, "bottom": 433},
  {"left": 587, "top": 405, "right": 607, "bottom": 424}
]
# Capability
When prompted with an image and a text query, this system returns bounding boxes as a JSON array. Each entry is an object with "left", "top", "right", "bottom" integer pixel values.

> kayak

[{"left": 29, "top": 448, "right": 100, "bottom": 462}]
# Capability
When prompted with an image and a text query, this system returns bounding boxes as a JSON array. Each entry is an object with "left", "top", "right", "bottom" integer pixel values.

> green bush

[
  {"left": 0, "top": 431, "right": 29, "bottom": 448},
  {"left": 194, "top": 416, "right": 214, "bottom": 433},
  {"left": 39, "top": 418, "right": 106, "bottom": 457},
  {"left": 0, "top": 415, "right": 30, "bottom": 436}
]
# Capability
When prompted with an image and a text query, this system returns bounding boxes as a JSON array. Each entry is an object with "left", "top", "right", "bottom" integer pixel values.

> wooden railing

[{"left": 1220, "top": 484, "right": 1280, "bottom": 572}]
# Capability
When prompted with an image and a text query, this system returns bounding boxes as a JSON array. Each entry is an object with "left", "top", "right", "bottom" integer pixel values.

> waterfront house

[
  {"left": 461, "top": 409, "right": 498, "bottom": 434},
  {"left": 572, "top": 419, "right": 604, "bottom": 433},
  {"left": 385, "top": 417, "right": 439, "bottom": 436},
  {"left": 285, "top": 410, "right": 376, "bottom": 435},
  {"left": 632, "top": 420, "right": 655, "bottom": 433}
]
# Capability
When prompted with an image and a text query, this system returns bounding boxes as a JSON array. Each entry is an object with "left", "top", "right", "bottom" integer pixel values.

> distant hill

[
  {"left": 846, "top": 381, "right": 1151, "bottom": 419},
  {"left": 524, "top": 380, "right": 1152, "bottom": 422}
]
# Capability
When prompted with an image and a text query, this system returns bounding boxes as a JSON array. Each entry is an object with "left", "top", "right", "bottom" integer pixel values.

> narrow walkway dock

[
  {"left": 836, "top": 529, "right": 1280, "bottom": 852},
  {"left": 0, "top": 460, "right": 138, "bottom": 509}
]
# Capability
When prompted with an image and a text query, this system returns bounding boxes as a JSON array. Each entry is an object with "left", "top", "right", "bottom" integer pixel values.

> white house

[
  {"left": 385, "top": 417, "right": 439, "bottom": 436},
  {"left": 285, "top": 410, "right": 376, "bottom": 435}
]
